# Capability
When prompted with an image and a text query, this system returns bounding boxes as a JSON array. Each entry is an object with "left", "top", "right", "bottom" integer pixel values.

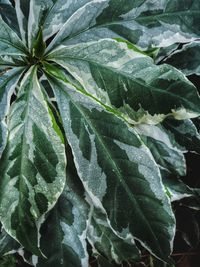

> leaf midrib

[
  {"left": 56, "top": 81, "right": 164, "bottom": 256},
  {"left": 7, "top": 67, "right": 38, "bottom": 252},
  {"left": 0, "top": 37, "right": 27, "bottom": 55},
  {"left": 135, "top": 10, "right": 200, "bottom": 22},
  {"left": 52, "top": 55, "right": 198, "bottom": 113},
  {"left": 55, "top": 10, "right": 200, "bottom": 47}
]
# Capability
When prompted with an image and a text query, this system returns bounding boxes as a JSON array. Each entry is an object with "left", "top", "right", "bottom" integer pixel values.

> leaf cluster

[{"left": 0, "top": 1, "right": 200, "bottom": 266}]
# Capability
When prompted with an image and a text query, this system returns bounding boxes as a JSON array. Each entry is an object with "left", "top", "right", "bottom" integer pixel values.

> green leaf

[
  {"left": 164, "top": 41, "right": 200, "bottom": 76},
  {"left": 0, "top": 55, "right": 25, "bottom": 68},
  {"left": 150, "top": 258, "right": 175, "bottom": 267},
  {"left": 46, "top": 73, "right": 175, "bottom": 262},
  {"left": 32, "top": 28, "right": 46, "bottom": 59},
  {"left": 0, "top": 67, "right": 66, "bottom": 255},
  {"left": 45, "top": 0, "right": 113, "bottom": 52},
  {"left": 163, "top": 178, "right": 200, "bottom": 202},
  {"left": 97, "top": 255, "right": 117, "bottom": 267},
  {"left": 46, "top": 0, "right": 200, "bottom": 52},
  {"left": 0, "top": 0, "right": 199, "bottom": 265},
  {"left": 0, "top": 67, "right": 24, "bottom": 120},
  {"left": 162, "top": 119, "right": 200, "bottom": 154},
  {"left": 42, "top": 0, "right": 92, "bottom": 40},
  {"left": 36, "top": 149, "right": 89, "bottom": 267},
  {"left": 135, "top": 124, "right": 186, "bottom": 176},
  {"left": 0, "top": 2, "right": 19, "bottom": 35},
  {"left": 88, "top": 209, "right": 140, "bottom": 264},
  {"left": 27, "top": 0, "right": 53, "bottom": 51},
  {"left": 155, "top": 44, "right": 179, "bottom": 64},
  {"left": 0, "top": 123, "right": 6, "bottom": 158},
  {"left": 0, "top": 229, "right": 20, "bottom": 257},
  {"left": 15, "top": 0, "right": 29, "bottom": 44},
  {"left": 0, "top": 67, "right": 25, "bottom": 158},
  {"left": 0, "top": 255, "right": 16, "bottom": 267},
  {"left": 47, "top": 39, "right": 200, "bottom": 123},
  {"left": 0, "top": 16, "right": 27, "bottom": 56},
  {"left": 115, "top": 37, "right": 160, "bottom": 59}
]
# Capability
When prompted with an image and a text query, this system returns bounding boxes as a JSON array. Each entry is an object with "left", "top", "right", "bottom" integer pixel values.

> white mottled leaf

[
  {"left": 46, "top": 71, "right": 175, "bottom": 262},
  {"left": 0, "top": 67, "right": 66, "bottom": 255},
  {"left": 135, "top": 124, "right": 186, "bottom": 176},
  {"left": 0, "top": 67, "right": 24, "bottom": 158},
  {"left": 27, "top": 0, "right": 53, "bottom": 51},
  {"left": 46, "top": 0, "right": 200, "bottom": 51},
  {"left": 0, "top": 16, "right": 27, "bottom": 56},
  {"left": 163, "top": 119, "right": 200, "bottom": 154},
  {"left": 0, "top": 1, "right": 19, "bottom": 35},
  {"left": 164, "top": 178, "right": 200, "bottom": 202},
  {"left": 88, "top": 209, "right": 140, "bottom": 264},
  {"left": 43, "top": 0, "right": 92, "bottom": 40},
  {"left": 0, "top": 228, "right": 20, "bottom": 257},
  {"left": 36, "top": 151, "right": 89, "bottom": 267},
  {"left": 15, "top": 0, "right": 29, "bottom": 44},
  {"left": 164, "top": 41, "right": 200, "bottom": 76},
  {"left": 48, "top": 39, "right": 200, "bottom": 124},
  {"left": 45, "top": 0, "right": 109, "bottom": 52}
]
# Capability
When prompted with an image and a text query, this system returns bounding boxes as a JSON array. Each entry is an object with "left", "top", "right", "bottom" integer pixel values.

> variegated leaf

[
  {"left": 0, "top": 16, "right": 27, "bottom": 56},
  {"left": 0, "top": 55, "right": 25, "bottom": 69},
  {"left": 0, "top": 67, "right": 24, "bottom": 158},
  {"left": 47, "top": 39, "right": 200, "bottom": 124},
  {"left": 46, "top": 0, "right": 200, "bottom": 52},
  {"left": 0, "top": 1, "right": 19, "bottom": 35},
  {"left": 45, "top": 0, "right": 110, "bottom": 52},
  {"left": 27, "top": 0, "right": 53, "bottom": 51},
  {"left": 164, "top": 41, "right": 200, "bottom": 76},
  {"left": 162, "top": 119, "right": 200, "bottom": 154},
  {"left": 135, "top": 124, "right": 186, "bottom": 176},
  {"left": 155, "top": 44, "right": 179, "bottom": 64},
  {"left": 88, "top": 209, "right": 140, "bottom": 264},
  {"left": 0, "top": 228, "right": 20, "bottom": 257},
  {"left": 46, "top": 72, "right": 175, "bottom": 262},
  {"left": 16, "top": 0, "right": 53, "bottom": 51},
  {"left": 42, "top": 0, "right": 92, "bottom": 40},
  {"left": 164, "top": 178, "right": 200, "bottom": 202},
  {"left": 15, "top": 0, "right": 29, "bottom": 44},
  {"left": 36, "top": 150, "right": 89, "bottom": 267},
  {"left": 0, "top": 67, "right": 66, "bottom": 255},
  {"left": 0, "top": 0, "right": 199, "bottom": 264},
  {"left": 0, "top": 122, "right": 6, "bottom": 158}
]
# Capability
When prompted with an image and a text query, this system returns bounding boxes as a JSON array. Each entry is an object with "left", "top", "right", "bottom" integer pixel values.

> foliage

[
  {"left": 0, "top": 0, "right": 200, "bottom": 266},
  {"left": 0, "top": 255, "right": 16, "bottom": 267}
]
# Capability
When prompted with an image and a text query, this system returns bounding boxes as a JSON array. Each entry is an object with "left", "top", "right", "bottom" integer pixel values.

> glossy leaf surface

[
  {"left": 0, "top": 67, "right": 66, "bottom": 255},
  {"left": 48, "top": 39, "right": 200, "bottom": 124},
  {"left": 46, "top": 73, "right": 175, "bottom": 261},
  {"left": 0, "top": 1, "right": 199, "bottom": 266}
]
